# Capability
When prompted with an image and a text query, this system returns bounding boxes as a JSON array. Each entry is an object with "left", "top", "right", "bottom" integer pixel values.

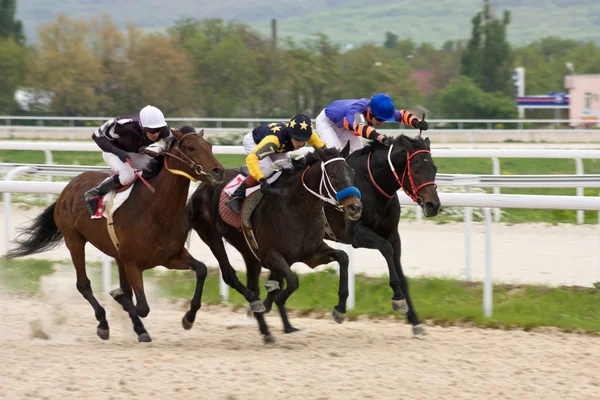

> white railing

[
  {"left": 1, "top": 115, "right": 599, "bottom": 129},
  {"left": 2, "top": 141, "right": 599, "bottom": 223},
  {"left": 1, "top": 180, "right": 599, "bottom": 318}
]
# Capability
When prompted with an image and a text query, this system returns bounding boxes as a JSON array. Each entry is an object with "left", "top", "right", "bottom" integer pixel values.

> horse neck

[
  {"left": 286, "top": 161, "right": 328, "bottom": 209},
  {"left": 368, "top": 147, "right": 408, "bottom": 197},
  {"left": 147, "top": 157, "right": 191, "bottom": 213}
]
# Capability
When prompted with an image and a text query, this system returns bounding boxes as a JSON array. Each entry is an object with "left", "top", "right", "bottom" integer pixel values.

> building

[{"left": 563, "top": 74, "right": 600, "bottom": 127}]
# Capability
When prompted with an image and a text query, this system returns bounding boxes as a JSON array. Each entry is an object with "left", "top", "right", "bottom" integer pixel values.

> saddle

[{"left": 218, "top": 171, "right": 282, "bottom": 260}]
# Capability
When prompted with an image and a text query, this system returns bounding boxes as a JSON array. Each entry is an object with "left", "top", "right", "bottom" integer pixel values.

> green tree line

[{"left": 2, "top": 0, "right": 600, "bottom": 120}]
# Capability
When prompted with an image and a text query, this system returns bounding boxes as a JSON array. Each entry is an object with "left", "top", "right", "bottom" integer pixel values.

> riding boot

[
  {"left": 226, "top": 181, "right": 249, "bottom": 215},
  {"left": 84, "top": 175, "right": 122, "bottom": 216}
]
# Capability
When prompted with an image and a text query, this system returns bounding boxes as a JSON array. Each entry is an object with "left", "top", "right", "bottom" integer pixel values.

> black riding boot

[
  {"left": 84, "top": 175, "right": 122, "bottom": 216},
  {"left": 227, "top": 181, "right": 249, "bottom": 215}
]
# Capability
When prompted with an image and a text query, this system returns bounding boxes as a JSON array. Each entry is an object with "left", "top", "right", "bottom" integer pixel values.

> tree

[
  {"left": 0, "top": 0, "right": 25, "bottom": 45},
  {"left": 0, "top": 37, "right": 25, "bottom": 112},
  {"left": 435, "top": 76, "right": 516, "bottom": 119},
  {"left": 383, "top": 32, "right": 398, "bottom": 49},
  {"left": 461, "top": 0, "right": 514, "bottom": 97}
]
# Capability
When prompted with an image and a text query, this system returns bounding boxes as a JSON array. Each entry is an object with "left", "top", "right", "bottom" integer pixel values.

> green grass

[
  {"left": 2, "top": 149, "right": 600, "bottom": 224},
  {"left": 5, "top": 258, "right": 597, "bottom": 333}
]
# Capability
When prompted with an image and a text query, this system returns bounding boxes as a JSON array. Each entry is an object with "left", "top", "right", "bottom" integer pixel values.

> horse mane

[
  {"left": 290, "top": 147, "right": 342, "bottom": 173},
  {"left": 354, "top": 134, "right": 428, "bottom": 157}
]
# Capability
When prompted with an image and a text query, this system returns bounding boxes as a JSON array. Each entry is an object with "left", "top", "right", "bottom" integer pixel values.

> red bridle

[{"left": 367, "top": 146, "right": 437, "bottom": 203}]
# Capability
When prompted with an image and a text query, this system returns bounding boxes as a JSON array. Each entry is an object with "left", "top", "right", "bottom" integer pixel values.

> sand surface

[{"left": 1, "top": 289, "right": 599, "bottom": 400}]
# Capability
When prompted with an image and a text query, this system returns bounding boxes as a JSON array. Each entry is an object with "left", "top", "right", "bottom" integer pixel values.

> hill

[{"left": 15, "top": 0, "right": 600, "bottom": 47}]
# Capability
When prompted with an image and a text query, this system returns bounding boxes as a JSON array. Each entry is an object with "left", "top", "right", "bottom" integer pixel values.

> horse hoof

[
  {"left": 250, "top": 300, "right": 266, "bottom": 313},
  {"left": 182, "top": 315, "right": 194, "bottom": 330},
  {"left": 263, "top": 334, "right": 278, "bottom": 346},
  {"left": 412, "top": 324, "right": 428, "bottom": 337},
  {"left": 392, "top": 299, "right": 409, "bottom": 313},
  {"left": 284, "top": 327, "right": 300, "bottom": 334},
  {"left": 331, "top": 307, "right": 346, "bottom": 324},
  {"left": 97, "top": 328, "right": 110, "bottom": 340},
  {"left": 138, "top": 333, "right": 152, "bottom": 343}
]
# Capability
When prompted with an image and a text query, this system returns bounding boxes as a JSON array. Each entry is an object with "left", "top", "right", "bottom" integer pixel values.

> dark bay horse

[
  {"left": 6, "top": 128, "right": 224, "bottom": 342},
  {"left": 321, "top": 134, "right": 440, "bottom": 336},
  {"left": 187, "top": 145, "right": 362, "bottom": 344}
]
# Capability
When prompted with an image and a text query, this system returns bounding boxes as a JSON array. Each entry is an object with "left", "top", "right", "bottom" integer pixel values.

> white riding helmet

[{"left": 139, "top": 105, "right": 167, "bottom": 129}]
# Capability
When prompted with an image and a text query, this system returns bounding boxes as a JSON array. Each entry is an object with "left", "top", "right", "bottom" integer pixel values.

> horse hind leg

[
  {"left": 264, "top": 250, "right": 300, "bottom": 335},
  {"left": 244, "top": 255, "right": 277, "bottom": 345},
  {"left": 109, "top": 260, "right": 150, "bottom": 342},
  {"left": 64, "top": 233, "right": 109, "bottom": 340}
]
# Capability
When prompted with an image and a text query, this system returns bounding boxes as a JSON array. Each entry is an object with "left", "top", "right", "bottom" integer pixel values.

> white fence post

[
  {"left": 483, "top": 207, "right": 493, "bottom": 318},
  {"left": 220, "top": 240, "right": 230, "bottom": 303},
  {"left": 44, "top": 150, "right": 53, "bottom": 205},
  {"left": 346, "top": 245, "right": 356, "bottom": 311},
  {"left": 464, "top": 185, "right": 472, "bottom": 281},
  {"left": 102, "top": 256, "right": 112, "bottom": 293},
  {"left": 492, "top": 157, "right": 501, "bottom": 222},
  {"left": 575, "top": 158, "right": 584, "bottom": 225}
]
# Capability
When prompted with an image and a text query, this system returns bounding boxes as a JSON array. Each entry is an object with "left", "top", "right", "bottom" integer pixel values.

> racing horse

[
  {"left": 6, "top": 127, "right": 224, "bottom": 342},
  {"left": 187, "top": 144, "right": 362, "bottom": 344}
]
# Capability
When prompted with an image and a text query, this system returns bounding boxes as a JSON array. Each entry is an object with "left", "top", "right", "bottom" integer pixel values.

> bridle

[
  {"left": 163, "top": 132, "right": 210, "bottom": 182},
  {"left": 301, "top": 157, "right": 360, "bottom": 211},
  {"left": 368, "top": 144, "right": 436, "bottom": 204}
]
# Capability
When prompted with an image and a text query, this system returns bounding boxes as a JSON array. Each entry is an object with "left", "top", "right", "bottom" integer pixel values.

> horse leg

[
  {"left": 109, "top": 260, "right": 149, "bottom": 341},
  {"left": 262, "top": 270, "right": 283, "bottom": 314},
  {"left": 121, "top": 262, "right": 152, "bottom": 342},
  {"left": 300, "top": 242, "right": 349, "bottom": 324},
  {"left": 264, "top": 250, "right": 300, "bottom": 335},
  {"left": 163, "top": 248, "right": 208, "bottom": 330},
  {"left": 389, "top": 231, "right": 426, "bottom": 336},
  {"left": 195, "top": 226, "right": 264, "bottom": 312},
  {"left": 64, "top": 233, "right": 109, "bottom": 340},
  {"left": 243, "top": 255, "right": 277, "bottom": 345},
  {"left": 350, "top": 223, "right": 407, "bottom": 313}
]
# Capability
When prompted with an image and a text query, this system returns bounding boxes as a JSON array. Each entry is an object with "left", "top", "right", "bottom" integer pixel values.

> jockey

[
  {"left": 315, "top": 93, "right": 428, "bottom": 153},
  {"left": 84, "top": 105, "right": 171, "bottom": 216},
  {"left": 227, "top": 114, "right": 326, "bottom": 214}
]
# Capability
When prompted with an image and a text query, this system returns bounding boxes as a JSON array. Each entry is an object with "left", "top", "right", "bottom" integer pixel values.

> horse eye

[{"left": 187, "top": 146, "right": 195, "bottom": 152}]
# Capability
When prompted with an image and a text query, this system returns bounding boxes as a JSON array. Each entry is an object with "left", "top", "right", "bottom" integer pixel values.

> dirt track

[{"left": 1, "top": 292, "right": 599, "bottom": 400}]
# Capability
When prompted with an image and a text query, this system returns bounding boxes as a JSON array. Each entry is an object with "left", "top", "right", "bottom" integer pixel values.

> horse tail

[{"left": 5, "top": 202, "right": 63, "bottom": 259}]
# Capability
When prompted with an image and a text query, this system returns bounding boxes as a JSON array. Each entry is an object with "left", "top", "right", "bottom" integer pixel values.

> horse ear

[
  {"left": 424, "top": 137, "right": 431, "bottom": 149},
  {"left": 313, "top": 146, "right": 325, "bottom": 160},
  {"left": 340, "top": 141, "right": 351, "bottom": 159},
  {"left": 170, "top": 127, "right": 182, "bottom": 141},
  {"left": 198, "top": 129, "right": 205, "bottom": 138}
]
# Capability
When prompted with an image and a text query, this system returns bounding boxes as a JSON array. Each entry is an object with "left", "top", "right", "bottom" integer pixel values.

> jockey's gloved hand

[
  {"left": 259, "top": 178, "right": 271, "bottom": 193},
  {"left": 412, "top": 119, "right": 428, "bottom": 131},
  {"left": 115, "top": 149, "right": 130, "bottom": 163},
  {"left": 378, "top": 135, "right": 393, "bottom": 146}
]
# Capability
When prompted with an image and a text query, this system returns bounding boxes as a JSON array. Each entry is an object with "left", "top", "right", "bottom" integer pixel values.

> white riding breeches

[
  {"left": 102, "top": 152, "right": 152, "bottom": 185},
  {"left": 315, "top": 108, "right": 364, "bottom": 153},
  {"left": 242, "top": 131, "right": 292, "bottom": 178}
]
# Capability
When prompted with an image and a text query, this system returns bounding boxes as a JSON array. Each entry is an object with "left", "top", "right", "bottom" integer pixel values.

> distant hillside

[{"left": 16, "top": 0, "right": 600, "bottom": 47}]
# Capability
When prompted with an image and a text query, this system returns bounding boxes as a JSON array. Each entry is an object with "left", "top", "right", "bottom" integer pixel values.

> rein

[
  {"left": 301, "top": 157, "right": 360, "bottom": 211},
  {"left": 367, "top": 145, "right": 436, "bottom": 204},
  {"left": 163, "top": 132, "right": 210, "bottom": 182}
]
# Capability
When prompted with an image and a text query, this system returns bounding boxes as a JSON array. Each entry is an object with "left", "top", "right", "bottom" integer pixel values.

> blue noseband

[{"left": 335, "top": 186, "right": 361, "bottom": 201}]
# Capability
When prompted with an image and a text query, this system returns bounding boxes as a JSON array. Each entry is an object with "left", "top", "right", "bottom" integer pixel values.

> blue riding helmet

[{"left": 369, "top": 93, "right": 396, "bottom": 122}]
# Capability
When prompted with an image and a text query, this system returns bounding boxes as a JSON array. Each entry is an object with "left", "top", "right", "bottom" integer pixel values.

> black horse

[
  {"left": 187, "top": 144, "right": 363, "bottom": 344},
  {"left": 262, "top": 134, "right": 440, "bottom": 337}
]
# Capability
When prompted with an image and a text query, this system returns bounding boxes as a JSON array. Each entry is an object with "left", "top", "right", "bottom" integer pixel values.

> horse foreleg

[
  {"left": 243, "top": 255, "right": 277, "bottom": 345},
  {"left": 163, "top": 248, "right": 208, "bottom": 331},
  {"left": 121, "top": 261, "right": 152, "bottom": 342},
  {"left": 349, "top": 223, "right": 407, "bottom": 313},
  {"left": 264, "top": 250, "right": 300, "bottom": 336},
  {"left": 388, "top": 231, "right": 426, "bottom": 336},
  {"left": 65, "top": 233, "right": 110, "bottom": 340},
  {"left": 300, "top": 242, "right": 349, "bottom": 324},
  {"left": 109, "top": 260, "right": 149, "bottom": 341},
  {"left": 262, "top": 270, "right": 283, "bottom": 314}
]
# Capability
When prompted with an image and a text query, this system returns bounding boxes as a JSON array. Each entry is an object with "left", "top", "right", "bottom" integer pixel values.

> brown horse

[{"left": 6, "top": 127, "right": 224, "bottom": 342}]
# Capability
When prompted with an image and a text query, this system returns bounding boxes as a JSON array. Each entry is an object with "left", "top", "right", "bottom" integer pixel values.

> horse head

[
  {"left": 164, "top": 127, "right": 224, "bottom": 185},
  {"left": 304, "top": 142, "right": 363, "bottom": 221}
]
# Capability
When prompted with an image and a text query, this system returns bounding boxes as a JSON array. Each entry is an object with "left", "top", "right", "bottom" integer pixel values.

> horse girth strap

[{"left": 105, "top": 194, "right": 120, "bottom": 251}]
